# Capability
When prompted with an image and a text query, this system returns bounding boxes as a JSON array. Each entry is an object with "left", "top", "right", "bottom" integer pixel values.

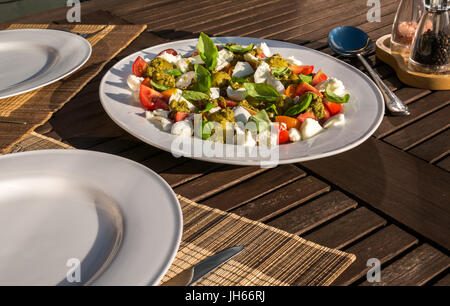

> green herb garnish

[
  {"left": 150, "top": 80, "right": 172, "bottom": 91},
  {"left": 299, "top": 74, "right": 313, "bottom": 84},
  {"left": 182, "top": 90, "right": 210, "bottom": 103},
  {"left": 215, "top": 39, "right": 254, "bottom": 53},
  {"left": 201, "top": 121, "right": 214, "bottom": 139},
  {"left": 164, "top": 68, "right": 183, "bottom": 77},
  {"left": 283, "top": 92, "right": 313, "bottom": 117},
  {"left": 243, "top": 83, "right": 279, "bottom": 102},
  {"left": 324, "top": 85, "right": 350, "bottom": 103},
  {"left": 191, "top": 64, "right": 212, "bottom": 92},
  {"left": 265, "top": 103, "right": 278, "bottom": 115},
  {"left": 231, "top": 76, "right": 248, "bottom": 84},
  {"left": 197, "top": 32, "right": 218, "bottom": 71},
  {"left": 198, "top": 102, "right": 215, "bottom": 113},
  {"left": 248, "top": 109, "right": 271, "bottom": 132},
  {"left": 272, "top": 67, "right": 291, "bottom": 78}
]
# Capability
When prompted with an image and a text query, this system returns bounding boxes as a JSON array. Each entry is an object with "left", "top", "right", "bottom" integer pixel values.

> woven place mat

[
  {"left": 5, "top": 134, "right": 356, "bottom": 286},
  {"left": 0, "top": 23, "right": 146, "bottom": 154}
]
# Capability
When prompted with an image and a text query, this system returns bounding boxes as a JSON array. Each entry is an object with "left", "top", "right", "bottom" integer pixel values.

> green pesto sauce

[
  {"left": 212, "top": 71, "right": 231, "bottom": 88},
  {"left": 207, "top": 108, "right": 235, "bottom": 126},
  {"left": 170, "top": 99, "right": 190, "bottom": 113},
  {"left": 266, "top": 54, "right": 289, "bottom": 68},
  {"left": 307, "top": 93, "right": 326, "bottom": 119}
]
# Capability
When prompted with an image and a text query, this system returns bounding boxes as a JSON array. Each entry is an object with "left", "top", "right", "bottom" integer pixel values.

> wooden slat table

[{"left": 8, "top": 0, "right": 449, "bottom": 286}]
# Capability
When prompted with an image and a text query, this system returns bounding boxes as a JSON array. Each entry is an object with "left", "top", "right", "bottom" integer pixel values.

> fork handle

[{"left": 356, "top": 54, "right": 410, "bottom": 116}]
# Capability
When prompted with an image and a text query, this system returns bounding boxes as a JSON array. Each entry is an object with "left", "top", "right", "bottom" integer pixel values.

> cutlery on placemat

[
  {"left": 162, "top": 246, "right": 244, "bottom": 286},
  {"left": 58, "top": 25, "right": 108, "bottom": 39}
]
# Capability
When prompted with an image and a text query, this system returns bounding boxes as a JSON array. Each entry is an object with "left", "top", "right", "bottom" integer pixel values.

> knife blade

[{"left": 162, "top": 246, "right": 244, "bottom": 286}]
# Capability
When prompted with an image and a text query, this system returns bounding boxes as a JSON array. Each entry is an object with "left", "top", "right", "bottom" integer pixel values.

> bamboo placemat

[
  {"left": 0, "top": 23, "right": 146, "bottom": 154},
  {"left": 5, "top": 133, "right": 356, "bottom": 286}
]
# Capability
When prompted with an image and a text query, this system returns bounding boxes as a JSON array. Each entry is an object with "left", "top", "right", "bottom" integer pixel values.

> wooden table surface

[{"left": 10, "top": 0, "right": 449, "bottom": 286}]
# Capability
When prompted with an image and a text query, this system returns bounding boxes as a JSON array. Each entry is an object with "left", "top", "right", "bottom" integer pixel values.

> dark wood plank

[
  {"left": 87, "top": 135, "right": 140, "bottom": 154},
  {"left": 408, "top": 130, "right": 450, "bottom": 163},
  {"left": 109, "top": 0, "right": 186, "bottom": 17},
  {"left": 148, "top": 0, "right": 274, "bottom": 32},
  {"left": 127, "top": 0, "right": 231, "bottom": 26},
  {"left": 332, "top": 225, "right": 418, "bottom": 286},
  {"left": 117, "top": 143, "right": 161, "bottom": 162},
  {"left": 374, "top": 91, "right": 450, "bottom": 138},
  {"left": 272, "top": 0, "right": 399, "bottom": 42},
  {"left": 159, "top": 160, "right": 223, "bottom": 188},
  {"left": 141, "top": 152, "right": 187, "bottom": 173},
  {"left": 173, "top": 165, "right": 269, "bottom": 202},
  {"left": 198, "top": 1, "right": 295, "bottom": 37},
  {"left": 433, "top": 274, "right": 450, "bottom": 286},
  {"left": 436, "top": 156, "right": 450, "bottom": 172},
  {"left": 383, "top": 105, "right": 450, "bottom": 150},
  {"left": 265, "top": 191, "right": 357, "bottom": 234},
  {"left": 360, "top": 244, "right": 450, "bottom": 286},
  {"left": 8, "top": 0, "right": 125, "bottom": 23},
  {"left": 301, "top": 138, "right": 450, "bottom": 250},
  {"left": 231, "top": 176, "right": 330, "bottom": 221},
  {"left": 186, "top": 0, "right": 292, "bottom": 34},
  {"left": 200, "top": 165, "right": 306, "bottom": 211},
  {"left": 302, "top": 208, "right": 386, "bottom": 249}
]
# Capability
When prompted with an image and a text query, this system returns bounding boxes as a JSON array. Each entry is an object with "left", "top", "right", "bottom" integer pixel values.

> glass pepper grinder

[
  {"left": 409, "top": 0, "right": 450, "bottom": 74},
  {"left": 391, "top": 0, "right": 425, "bottom": 56}
]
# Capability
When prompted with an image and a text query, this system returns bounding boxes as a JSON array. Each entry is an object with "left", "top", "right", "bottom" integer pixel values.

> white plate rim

[
  {"left": 99, "top": 37, "right": 385, "bottom": 166},
  {"left": 0, "top": 149, "right": 183, "bottom": 286},
  {"left": 0, "top": 29, "right": 92, "bottom": 99}
]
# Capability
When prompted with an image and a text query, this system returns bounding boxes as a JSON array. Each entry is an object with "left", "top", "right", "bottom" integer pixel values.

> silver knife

[{"left": 162, "top": 246, "right": 244, "bottom": 286}]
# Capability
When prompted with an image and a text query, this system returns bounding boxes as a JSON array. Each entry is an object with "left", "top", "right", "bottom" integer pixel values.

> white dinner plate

[
  {"left": 0, "top": 29, "right": 92, "bottom": 99},
  {"left": 0, "top": 150, "right": 182, "bottom": 286},
  {"left": 99, "top": 37, "right": 384, "bottom": 166}
]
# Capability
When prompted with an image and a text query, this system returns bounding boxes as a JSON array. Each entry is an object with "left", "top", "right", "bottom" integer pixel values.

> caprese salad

[{"left": 127, "top": 32, "right": 350, "bottom": 146}]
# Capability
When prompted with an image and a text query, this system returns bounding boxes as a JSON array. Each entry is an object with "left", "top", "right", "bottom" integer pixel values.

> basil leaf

[
  {"left": 231, "top": 76, "right": 250, "bottom": 84},
  {"left": 191, "top": 64, "right": 212, "bottom": 92},
  {"left": 202, "top": 121, "right": 214, "bottom": 140},
  {"left": 299, "top": 74, "right": 313, "bottom": 84},
  {"left": 244, "top": 83, "right": 279, "bottom": 102},
  {"left": 150, "top": 80, "right": 172, "bottom": 91},
  {"left": 248, "top": 110, "right": 271, "bottom": 132},
  {"left": 284, "top": 92, "right": 313, "bottom": 117},
  {"left": 265, "top": 103, "right": 278, "bottom": 115},
  {"left": 164, "top": 68, "right": 183, "bottom": 76},
  {"left": 272, "top": 67, "right": 291, "bottom": 77},
  {"left": 198, "top": 102, "right": 214, "bottom": 113},
  {"left": 182, "top": 90, "right": 210, "bottom": 103},
  {"left": 197, "top": 32, "right": 218, "bottom": 71},
  {"left": 226, "top": 43, "right": 254, "bottom": 53},
  {"left": 215, "top": 39, "right": 254, "bottom": 54},
  {"left": 325, "top": 85, "right": 350, "bottom": 103}
]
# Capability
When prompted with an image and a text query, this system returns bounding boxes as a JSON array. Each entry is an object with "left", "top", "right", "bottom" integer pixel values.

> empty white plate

[
  {"left": 0, "top": 150, "right": 182, "bottom": 285},
  {"left": 0, "top": 29, "right": 92, "bottom": 99}
]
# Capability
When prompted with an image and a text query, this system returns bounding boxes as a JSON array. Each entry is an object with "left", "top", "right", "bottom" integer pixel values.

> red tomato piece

[
  {"left": 218, "top": 100, "right": 237, "bottom": 108},
  {"left": 141, "top": 77, "right": 152, "bottom": 88},
  {"left": 296, "top": 111, "right": 316, "bottom": 124},
  {"left": 174, "top": 112, "right": 188, "bottom": 122},
  {"left": 278, "top": 129, "right": 290, "bottom": 144},
  {"left": 295, "top": 82, "right": 322, "bottom": 97},
  {"left": 311, "top": 69, "right": 328, "bottom": 86},
  {"left": 324, "top": 100, "right": 343, "bottom": 116},
  {"left": 157, "top": 48, "right": 178, "bottom": 56},
  {"left": 132, "top": 56, "right": 148, "bottom": 77},
  {"left": 321, "top": 106, "right": 331, "bottom": 124},
  {"left": 289, "top": 65, "right": 314, "bottom": 75},
  {"left": 139, "top": 84, "right": 170, "bottom": 111}
]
